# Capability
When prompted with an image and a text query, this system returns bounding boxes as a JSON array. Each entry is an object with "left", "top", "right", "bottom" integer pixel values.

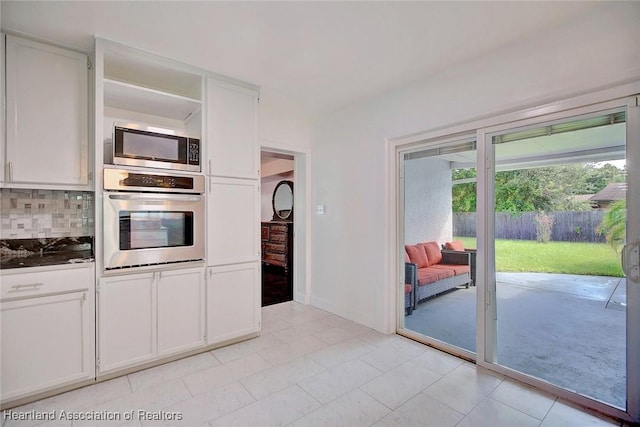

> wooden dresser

[{"left": 261, "top": 221, "right": 293, "bottom": 275}]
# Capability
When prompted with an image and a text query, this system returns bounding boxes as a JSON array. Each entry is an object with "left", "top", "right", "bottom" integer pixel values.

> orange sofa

[{"left": 405, "top": 241, "right": 471, "bottom": 310}]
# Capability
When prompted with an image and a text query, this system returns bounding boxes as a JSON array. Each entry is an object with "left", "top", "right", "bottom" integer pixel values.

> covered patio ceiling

[{"left": 443, "top": 114, "right": 627, "bottom": 174}]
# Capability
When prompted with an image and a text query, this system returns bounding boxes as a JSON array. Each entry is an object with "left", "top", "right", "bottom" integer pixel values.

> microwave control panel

[{"left": 188, "top": 139, "right": 200, "bottom": 167}]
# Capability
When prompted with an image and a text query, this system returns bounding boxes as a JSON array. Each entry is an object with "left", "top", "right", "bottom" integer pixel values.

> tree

[
  {"left": 452, "top": 163, "right": 625, "bottom": 213},
  {"left": 596, "top": 199, "right": 626, "bottom": 252},
  {"left": 451, "top": 168, "right": 477, "bottom": 212}
]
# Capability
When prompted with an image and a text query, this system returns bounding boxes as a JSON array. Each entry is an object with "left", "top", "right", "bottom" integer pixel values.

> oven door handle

[{"left": 107, "top": 193, "right": 202, "bottom": 202}]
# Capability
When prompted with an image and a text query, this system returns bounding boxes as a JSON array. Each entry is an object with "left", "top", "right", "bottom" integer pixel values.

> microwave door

[{"left": 113, "top": 126, "right": 199, "bottom": 172}]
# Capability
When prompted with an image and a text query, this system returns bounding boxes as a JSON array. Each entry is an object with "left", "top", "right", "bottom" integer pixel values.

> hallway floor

[{"left": 3, "top": 301, "right": 621, "bottom": 426}]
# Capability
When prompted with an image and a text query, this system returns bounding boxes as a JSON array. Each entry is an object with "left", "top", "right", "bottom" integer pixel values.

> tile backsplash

[{"left": 0, "top": 189, "right": 94, "bottom": 239}]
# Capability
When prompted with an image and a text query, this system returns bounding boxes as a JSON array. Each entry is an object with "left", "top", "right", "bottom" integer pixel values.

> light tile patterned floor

[{"left": 2, "top": 301, "right": 621, "bottom": 427}]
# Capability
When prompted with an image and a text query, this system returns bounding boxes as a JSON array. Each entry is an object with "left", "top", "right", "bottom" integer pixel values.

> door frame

[
  {"left": 476, "top": 97, "right": 638, "bottom": 422},
  {"left": 388, "top": 81, "right": 640, "bottom": 423},
  {"left": 260, "top": 145, "right": 311, "bottom": 304}
]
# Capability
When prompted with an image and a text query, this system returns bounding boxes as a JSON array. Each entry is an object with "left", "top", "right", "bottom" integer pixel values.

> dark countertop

[{"left": 0, "top": 236, "right": 94, "bottom": 270}]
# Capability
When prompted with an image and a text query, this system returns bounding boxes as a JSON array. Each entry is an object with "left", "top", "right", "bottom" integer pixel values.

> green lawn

[{"left": 455, "top": 237, "right": 624, "bottom": 277}]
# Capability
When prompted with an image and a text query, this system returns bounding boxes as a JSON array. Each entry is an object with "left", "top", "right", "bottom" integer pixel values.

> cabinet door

[
  {"left": 1, "top": 34, "right": 5, "bottom": 182},
  {"left": 97, "top": 274, "right": 156, "bottom": 374},
  {"left": 206, "top": 79, "right": 258, "bottom": 179},
  {"left": 206, "top": 263, "right": 260, "bottom": 345},
  {"left": 207, "top": 177, "right": 260, "bottom": 265},
  {"left": 157, "top": 268, "right": 205, "bottom": 357},
  {"left": 0, "top": 291, "right": 92, "bottom": 402},
  {"left": 5, "top": 35, "right": 88, "bottom": 186}
]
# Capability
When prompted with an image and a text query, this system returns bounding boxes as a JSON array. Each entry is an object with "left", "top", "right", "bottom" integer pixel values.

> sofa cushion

[
  {"left": 445, "top": 240, "right": 465, "bottom": 251},
  {"left": 405, "top": 244, "right": 429, "bottom": 268},
  {"left": 422, "top": 267, "right": 454, "bottom": 280},
  {"left": 420, "top": 241, "right": 442, "bottom": 266},
  {"left": 431, "top": 264, "right": 470, "bottom": 276},
  {"left": 416, "top": 269, "right": 439, "bottom": 286}
]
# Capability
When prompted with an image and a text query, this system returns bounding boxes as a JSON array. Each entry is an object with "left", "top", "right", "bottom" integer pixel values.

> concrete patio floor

[{"left": 404, "top": 273, "right": 627, "bottom": 409}]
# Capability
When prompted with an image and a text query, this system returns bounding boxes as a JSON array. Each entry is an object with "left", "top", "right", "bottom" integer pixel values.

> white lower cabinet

[
  {"left": 0, "top": 266, "right": 95, "bottom": 405},
  {"left": 97, "top": 273, "right": 156, "bottom": 373},
  {"left": 97, "top": 267, "right": 205, "bottom": 375},
  {"left": 157, "top": 269, "right": 205, "bottom": 357},
  {"left": 206, "top": 262, "right": 260, "bottom": 345}
]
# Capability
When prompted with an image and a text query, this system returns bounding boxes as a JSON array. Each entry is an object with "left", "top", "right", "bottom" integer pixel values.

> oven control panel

[{"left": 104, "top": 168, "right": 205, "bottom": 194}]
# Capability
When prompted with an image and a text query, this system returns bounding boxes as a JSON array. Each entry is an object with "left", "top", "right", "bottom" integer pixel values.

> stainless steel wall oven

[{"left": 103, "top": 168, "right": 205, "bottom": 270}]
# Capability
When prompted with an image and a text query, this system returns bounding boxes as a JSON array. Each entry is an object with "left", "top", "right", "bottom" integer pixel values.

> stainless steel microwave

[{"left": 112, "top": 123, "right": 201, "bottom": 172}]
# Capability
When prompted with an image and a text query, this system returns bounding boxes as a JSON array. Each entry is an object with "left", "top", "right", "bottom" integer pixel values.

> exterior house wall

[
  {"left": 310, "top": 2, "right": 640, "bottom": 332},
  {"left": 404, "top": 157, "right": 452, "bottom": 245}
]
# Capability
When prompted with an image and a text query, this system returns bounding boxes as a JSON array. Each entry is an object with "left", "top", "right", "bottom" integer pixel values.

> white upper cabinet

[
  {"left": 206, "top": 79, "right": 259, "bottom": 179},
  {"left": 3, "top": 34, "right": 89, "bottom": 188}
]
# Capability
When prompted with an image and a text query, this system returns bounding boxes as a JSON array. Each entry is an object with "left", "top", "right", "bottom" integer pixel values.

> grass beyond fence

[{"left": 455, "top": 237, "right": 624, "bottom": 277}]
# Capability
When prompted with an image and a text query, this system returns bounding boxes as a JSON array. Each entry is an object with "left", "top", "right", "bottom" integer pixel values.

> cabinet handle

[
  {"left": 208, "top": 160, "right": 212, "bottom": 175},
  {"left": 6, "top": 161, "right": 13, "bottom": 181},
  {"left": 11, "top": 282, "right": 44, "bottom": 290}
]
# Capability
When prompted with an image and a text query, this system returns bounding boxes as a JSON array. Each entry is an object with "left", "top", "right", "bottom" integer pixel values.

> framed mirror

[{"left": 272, "top": 180, "right": 293, "bottom": 221}]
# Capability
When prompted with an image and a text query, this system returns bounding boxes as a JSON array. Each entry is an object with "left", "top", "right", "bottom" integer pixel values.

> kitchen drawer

[
  {"left": 0, "top": 267, "right": 91, "bottom": 301},
  {"left": 264, "top": 242, "right": 286, "bottom": 253},
  {"left": 264, "top": 252, "right": 286, "bottom": 265}
]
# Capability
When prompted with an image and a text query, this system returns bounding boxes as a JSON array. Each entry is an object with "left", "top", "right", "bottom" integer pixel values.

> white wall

[
  {"left": 404, "top": 157, "right": 452, "bottom": 245},
  {"left": 259, "top": 86, "right": 312, "bottom": 151},
  {"left": 310, "top": 2, "right": 640, "bottom": 333}
]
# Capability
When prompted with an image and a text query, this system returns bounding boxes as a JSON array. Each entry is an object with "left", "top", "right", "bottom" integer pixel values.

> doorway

[
  {"left": 396, "top": 93, "right": 640, "bottom": 422},
  {"left": 260, "top": 151, "right": 295, "bottom": 306}
]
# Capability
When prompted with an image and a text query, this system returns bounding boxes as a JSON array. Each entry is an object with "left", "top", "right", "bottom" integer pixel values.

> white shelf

[{"left": 104, "top": 78, "right": 202, "bottom": 122}]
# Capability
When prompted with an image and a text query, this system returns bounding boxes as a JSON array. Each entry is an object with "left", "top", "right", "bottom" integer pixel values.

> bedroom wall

[{"left": 310, "top": 2, "right": 640, "bottom": 332}]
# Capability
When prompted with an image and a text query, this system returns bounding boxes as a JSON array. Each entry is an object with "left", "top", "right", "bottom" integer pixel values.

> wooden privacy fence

[{"left": 453, "top": 211, "right": 607, "bottom": 243}]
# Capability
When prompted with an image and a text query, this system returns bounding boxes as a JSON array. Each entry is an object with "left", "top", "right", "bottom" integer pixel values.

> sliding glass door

[
  {"left": 397, "top": 94, "right": 639, "bottom": 421},
  {"left": 477, "top": 97, "right": 639, "bottom": 419},
  {"left": 399, "top": 136, "right": 477, "bottom": 358}
]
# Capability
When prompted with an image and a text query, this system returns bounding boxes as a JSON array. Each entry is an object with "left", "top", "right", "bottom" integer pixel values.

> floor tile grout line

[
  {"left": 487, "top": 391, "right": 559, "bottom": 422},
  {"left": 538, "top": 397, "right": 561, "bottom": 425}
]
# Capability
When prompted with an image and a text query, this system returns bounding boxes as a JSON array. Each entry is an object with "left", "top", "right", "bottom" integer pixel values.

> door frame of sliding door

[{"left": 388, "top": 81, "right": 640, "bottom": 424}]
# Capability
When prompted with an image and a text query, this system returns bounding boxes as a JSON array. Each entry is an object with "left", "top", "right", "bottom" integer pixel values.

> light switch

[{"left": 316, "top": 204, "right": 327, "bottom": 215}]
